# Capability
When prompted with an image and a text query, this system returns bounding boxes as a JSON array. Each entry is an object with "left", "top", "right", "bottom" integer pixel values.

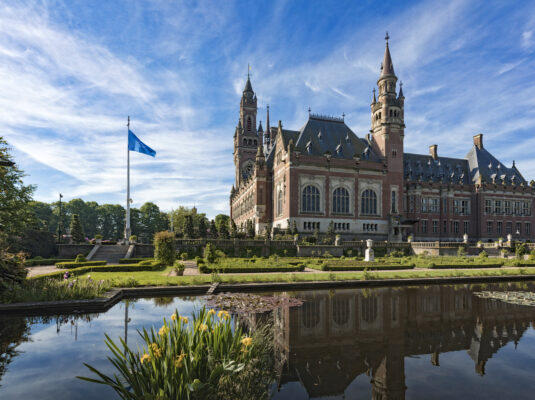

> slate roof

[
  {"left": 465, "top": 145, "right": 526, "bottom": 185},
  {"left": 404, "top": 144, "right": 526, "bottom": 186},
  {"left": 404, "top": 153, "right": 471, "bottom": 184}
]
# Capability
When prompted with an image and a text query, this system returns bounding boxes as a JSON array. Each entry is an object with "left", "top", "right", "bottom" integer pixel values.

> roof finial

[
  {"left": 342, "top": 112, "right": 345, "bottom": 121},
  {"left": 398, "top": 81, "right": 404, "bottom": 98},
  {"left": 372, "top": 88, "right": 377, "bottom": 104},
  {"left": 248, "top": 63, "right": 251, "bottom": 79},
  {"left": 385, "top": 31, "right": 390, "bottom": 44},
  {"left": 308, "top": 107, "right": 311, "bottom": 116}
]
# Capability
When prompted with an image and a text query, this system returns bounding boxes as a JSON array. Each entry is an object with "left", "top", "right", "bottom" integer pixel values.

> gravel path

[{"left": 27, "top": 265, "right": 65, "bottom": 277}]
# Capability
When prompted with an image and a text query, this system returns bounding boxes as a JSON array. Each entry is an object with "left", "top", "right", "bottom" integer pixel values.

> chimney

[
  {"left": 429, "top": 144, "right": 438, "bottom": 160},
  {"left": 473, "top": 134, "right": 483, "bottom": 149}
]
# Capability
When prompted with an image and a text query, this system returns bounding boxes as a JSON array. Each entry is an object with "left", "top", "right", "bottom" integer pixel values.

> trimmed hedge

[
  {"left": 32, "top": 261, "right": 164, "bottom": 280},
  {"left": 56, "top": 261, "right": 107, "bottom": 269},
  {"left": 25, "top": 258, "right": 74, "bottom": 267},
  {"left": 118, "top": 257, "right": 152, "bottom": 264},
  {"left": 199, "top": 264, "right": 305, "bottom": 274},
  {"left": 314, "top": 264, "right": 416, "bottom": 272},
  {"left": 427, "top": 263, "right": 503, "bottom": 269}
]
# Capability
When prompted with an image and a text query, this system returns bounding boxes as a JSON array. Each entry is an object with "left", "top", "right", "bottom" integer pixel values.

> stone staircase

[{"left": 91, "top": 245, "right": 129, "bottom": 264}]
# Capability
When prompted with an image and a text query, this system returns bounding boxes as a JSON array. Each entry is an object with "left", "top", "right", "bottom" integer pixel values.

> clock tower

[{"left": 234, "top": 72, "right": 260, "bottom": 187}]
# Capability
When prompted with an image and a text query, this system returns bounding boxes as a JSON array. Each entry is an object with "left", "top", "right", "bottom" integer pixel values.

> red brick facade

[{"left": 230, "top": 37, "right": 535, "bottom": 242}]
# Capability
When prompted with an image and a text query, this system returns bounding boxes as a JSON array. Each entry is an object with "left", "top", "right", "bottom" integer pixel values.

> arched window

[
  {"left": 277, "top": 190, "right": 283, "bottom": 216},
  {"left": 391, "top": 190, "right": 397, "bottom": 213},
  {"left": 247, "top": 116, "right": 252, "bottom": 132},
  {"left": 333, "top": 298, "right": 350, "bottom": 326},
  {"left": 361, "top": 189, "right": 377, "bottom": 215},
  {"left": 302, "top": 185, "right": 320, "bottom": 213},
  {"left": 333, "top": 187, "right": 350, "bottom": 214}
]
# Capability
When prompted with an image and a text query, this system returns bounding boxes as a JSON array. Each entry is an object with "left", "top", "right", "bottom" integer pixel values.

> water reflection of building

[{"left": 272, "top": 284, "right": 535, "bottom": 399}]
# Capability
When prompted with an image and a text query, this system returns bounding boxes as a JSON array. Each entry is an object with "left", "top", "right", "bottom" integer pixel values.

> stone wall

[
  {"left": 57, "top": 244, "right": 94, "bottom": 258},
  {"left": 297, "top": 245, "right": 343, "bottom": 257},
  {"left": 133, "top": 244, "right": 154, "bottom": 258}
]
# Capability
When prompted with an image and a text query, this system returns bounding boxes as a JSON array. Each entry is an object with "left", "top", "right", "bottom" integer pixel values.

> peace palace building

[{"left": 230, "top": 35, "right": 535, "bottom": 242}]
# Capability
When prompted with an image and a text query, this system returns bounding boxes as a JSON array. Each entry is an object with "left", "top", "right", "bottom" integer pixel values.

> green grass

[{"left": 71, "top": 266, "right": 535, "bottom": 288}]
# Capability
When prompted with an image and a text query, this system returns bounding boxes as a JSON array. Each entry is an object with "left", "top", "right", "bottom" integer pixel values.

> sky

[{"left": 2, "top": 0, "right": 535, "bottom": 219}]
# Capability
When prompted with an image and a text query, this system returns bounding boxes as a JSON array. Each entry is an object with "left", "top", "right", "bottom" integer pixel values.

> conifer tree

[
  {"left": 229, "top": 219, "right": 237, "bottom": 238},
  {"left": 246, "top": 220, "right": 255, "bottom": 238},
  {"left": 209, "top": 220, "right": 217, "bottom": 238},
  {"left": 183, "top": 214, "right": 195, "bottom": 238},
  {"left": 218, "top": 222, "right": 230, "bottom": 239},
  {"left": 291, "top": 220, "right": 298, "bottom": 235},
  {"left": 325, "top": 221, "right": 335, "bottom": 244},
  {"left": 198, "top": 218, "right": 207, "bottom": 238},
  {"left": 70, "top": 214, "right": 85, "bottom": 243}
]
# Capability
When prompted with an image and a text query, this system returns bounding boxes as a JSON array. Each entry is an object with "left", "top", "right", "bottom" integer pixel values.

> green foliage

[
  {"left": 204, "top": 243, "right": 217, "bottom": 263},
  {"left": 1, "top": 276, "right": 110, "bottom": 304},
  {"left": 78, "top": 307, "right": 273, "bottom": 400},
  {"left": 325, "top": 221, "right": 335, "bottom": 245},
  {"left": 218, "top": 221, "right": 230, "bottom": 239},
  {"left": 7, "top": 229, "right": 56, "bottom": 258},
  {"left": 209, "top": 220, "right": 217, "bottom": 238},
  {"left": 173, "top": 260, "right": 185, "bottom": 275},
  {"left": 35, "top": 261, "right": 163, "bottom": 280},
  {"left": 515, "top": 243, "right": 528, "bottom": 258},
  {"left": 478, "top": 250, "right": 488, "bottom": 258},
  {"left": 0, "top": 137, "right": 35, "bottom": 247},
  {"left": 198, "top": 218, "right": 208, "bottom": 238},
  {"left": 291, "top": 220, "right": 298, "bottom": 235},
  {"left": 154, "top": 231, "right": 176, "bottom": 266},
  {"left": 129, "top": 235, "right": 137, "bottom": 242},
  {"left": 246, "top": 220, "right": 255, "bottom": 239},
  {"left": 95, "top": 234, "right": 103, "bottom": 239},
  {"left": 457, "top": 246, "right": 466, "bottom": 257},
  {"left": 183, "top": 214, "right": 195, "bottom": 238},
  {"left": 169, "top": 206, "right": 208, "bottom": 239},
  {"left": 0, "top": 251, "right": 28, "bottom": 292},
  {"left": 56, "top": 260, "right": 106, "bottom": 269},
  {"left": 263, "top": 224, "right": 271, "bottom": 240},
  {"left": 75, "top": 254, "right": 87, "bottom": 262},
  {"left": 201, "top": 257, "right": 305, "bottom": 273},
  {"left": 24, "top": 257, "right": 74, "bottom": 266},
  {"left": 229, "top": 219, "right": 237, "bottom": 238},
  {"left": 118, "top": 257, "right": 152, "bottom": 264},
  {"left": 69, "top": 214, "right": 85, "bottom": 243}
]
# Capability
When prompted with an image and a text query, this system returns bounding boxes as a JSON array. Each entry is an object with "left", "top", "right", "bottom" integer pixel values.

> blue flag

[{"left": 128, "top": 129, "right": 156, "bottom": 157}]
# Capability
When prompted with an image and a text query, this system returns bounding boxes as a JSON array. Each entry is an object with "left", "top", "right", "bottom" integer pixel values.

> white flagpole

[{"left": 125, "top": 116, "right": 131, "bottom": 241}]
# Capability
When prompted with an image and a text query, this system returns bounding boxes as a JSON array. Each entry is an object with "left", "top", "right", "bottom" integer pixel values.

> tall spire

[
  {"left": 398, "top": 81, "right": 404, "bottom": 98},
  {"left": 372, "top": 88, "right": 377, "bottom": 104},
  {"left": 380, "top": 32, "right": 395, "bottom": 78},
  {"left": 265, "top": 105, "right": 271, "bottom": 146}
]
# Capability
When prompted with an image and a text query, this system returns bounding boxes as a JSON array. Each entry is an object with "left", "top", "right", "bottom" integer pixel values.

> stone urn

[
  {"left": 335, "top": 234, "right": 341, "bottom": 246},
  {"left": 463, "top": 233, "right": 468, "bottom": 244}
]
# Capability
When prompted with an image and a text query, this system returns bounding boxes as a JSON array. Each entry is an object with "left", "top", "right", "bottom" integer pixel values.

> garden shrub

[
  {"left": 118, "top": 257, "right": 151, "bottom": 264},
  {"left": 35, "top": 261, "right": 164, "bottom": 280},
  {"left": 154, "top": 231, "right": 176, "bottom": 266},
  {"left": 478, "top": 250, "right": 488, "bottom": 258},
  {"left": 204, "top": 243, "right": 217, "bottom": 263},
  {"left": 24, "top": 258, "right": 74, "bottom": 266},
  {"left": 0, "top": 251, "right": 27, "bottom": 292},
  {"left": 179, "top": 252, "right": 188, "bottom": 260},
  {"left": 56, "top": 261, "right": 106, "bottom": 269},
  {"left": 75, "top": 254, "right": 87, "bottom": 263}
]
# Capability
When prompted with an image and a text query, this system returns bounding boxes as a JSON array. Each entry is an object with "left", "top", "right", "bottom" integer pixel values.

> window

[
  {"left": 514, "top": 201, "right": 521, "bottom": 215},
  {"left": 443, "top": 220, "right": 447, "bottom": 233},
  {"left": 460, "top": 200, "right": 470, "bottom": 215},
  {"left": 302, "top": 185, "right": 320, "bottom": 213},
  {"left": 361, "top": 189, "right": 377, "bottom": 215},
  {"left": 247, "top": 116, "right": 252, "bottom": 132},
  {"left": 523, "top": 201, "right": 531, "bottom": 216},
  {"left": 506, "top": 222, "right": 512, "bottom": 234},
  {"left": 432, "top": 220, "right": 439, "bottom": 233},
  {"left": 453, "top": 200, "right": 459, "bottom": 214},
  {"left": 391, "top": 190, "right": 397, "bottom": 213},
  {"left": 504, "top": 201, "right": 511, "bottom": 215},
  {"left": 464, "top": 221, "right": 469, "bottom": 234},
  {"left": 453, "top": 221, "right": 459, "bottom": 234},
  {"left": 494, "top": 200, "right": 502, "bottom": 215},
  {"left": 422, "top": 220, "right": 428, "bottom": 233},
  {"left": 430, "top": 198, "right": 440, "bottom": 213},
  {"left": 333, "top": 187, "right": 350, "bottom": 214},
  {"left": 526, "top": 223, "right": 531, "bottom": 235},
  {"left": 277, "top": 190, "right": 283, "bottom": 216},
  {"left": 487, "top": 221, "right": 493, "bottom": 234},
  {"left": 485, "top": 199, "right": 492, "bottom": 214},
  {"left": 409, "top": 196, "right": 415, "bottom": 212},
  {"left": 497, "top": 221, "right": 502, "bottom": 234},
  {"left": 422, "top": 198, "right": 428, "bottom": 212},
  {"left": 516, "top": 222, "right": 521, "bottom": 235}
]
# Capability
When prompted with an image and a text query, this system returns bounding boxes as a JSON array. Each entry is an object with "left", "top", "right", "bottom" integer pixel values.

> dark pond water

[{"left": 2, "top": 282, "right": 535, "bottom": 399}]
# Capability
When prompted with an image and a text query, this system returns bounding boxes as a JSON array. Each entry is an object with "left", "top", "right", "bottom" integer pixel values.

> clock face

[{"left": 242, "top": 162, "right": 254, "bottom": 179}]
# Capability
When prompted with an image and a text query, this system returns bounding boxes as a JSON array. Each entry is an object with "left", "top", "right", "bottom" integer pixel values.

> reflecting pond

[{"left": 2, "top": 282, "right": 535, "bottom": 399}]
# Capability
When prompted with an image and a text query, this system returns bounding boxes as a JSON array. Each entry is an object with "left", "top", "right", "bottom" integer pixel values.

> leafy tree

[
  {"left": 138, "top": 202, "right": 168, "bottom": 243},
  {"left": 219, "top": 221, "right": 230, "bottom": 239},
  {"left": 209, "top": 220, "right": 217, "bottom": 238},
  {"left": 183, "top": 215, "right": 195, "bottom": 238},
  {"left": 264, "top": 224, "right": 271, "bottom": 240},
  {"left": 229, "top": 219, "right": 237, "bottom": 238},
  {"left": 0, "top": 137, "right": 35, "bottom": 247},
  {"left": 26, "top": 201, "right": 53, "bottom": 231},
  {"left": 198, "top": 217, "right": 207, "bottom": 238},
  {"left": 215, "top": 214, "right": 230, "bottom": 234},
  {"left": 70, "top": 214, "right": 85, "bottom": 243},
  {"left": 98, "top": 204, "right": 125, "bottom": 240},
  {"left": 246, "top": 220, "right": 255, "bottom": 238}
]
